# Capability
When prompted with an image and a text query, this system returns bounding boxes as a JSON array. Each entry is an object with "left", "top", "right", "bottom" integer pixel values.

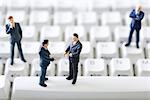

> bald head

[{"left": 136, "top": 4, "right": 142, "bottom": 12}]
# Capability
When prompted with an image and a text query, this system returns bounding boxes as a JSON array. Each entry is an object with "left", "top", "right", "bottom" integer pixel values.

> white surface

[
  {"left": 91, "top": 0, "right": 112, "bottom": 13},
  {"left": 146, "top": 43, "right": 150, "bottom": 58},
  {"left": 112, "top": 0, "right": 138, "bottom": 12},
  {"left": 5, "top": 58, "right": 29, "bottom": 82},
  {"left": 6, "top": 0, "right": 29, "bottom": 10},
  {"left": 121, "top": 43, "right": 144, "bottom": 64},
  {"left": 29, "top": 11, "right": 50, "bottom": 27},
  {"left": 101, "top": 11, "right": 122, "bottom": 28},
  {"left": 57, "top": 58, "right": 81, "bottom": 76},
  {"left": 80, "top": 41, "right": 92, "bottom": 59},
  {"left": 40, "top": 25, "right": 62, "bottom": 42},
  {"left": 31, "top": 58, "right": 56, "bottom": 76},
  {"left": 135, "top": 59, "right": 150, "bottom": 76},
  {"left": 90, "top": 26, "right": 111, "bottom": 46},
  {"left": 96, "top": 42, "right": 118, "bottom": 63},
  {"left": 22, "top": 42, "right": 40, "bottom": 63},
  {"left": 72, "top": 0, "right": 91, "bottom": 13},
  {"left": 0, "top": 61, "right": 3, "bottom": 75},
  {"left": 83, "top": 58, "right": 107, "bottom": 76},
  {"left": 77, "top": 12, "right": 98, "bottom": 31},
  {"left": 53, "top": 12, "right": 74, "bottom": 29},
  {"left": 6, "top": 10, "right": 27, "bottom": 25},
  {"left": 12, "top": 76, "right": 150, "bottom": 100},
  {"left": 0, "top": 41, "right": 11, "bottom": 58},
  {"left": 0, "top": 13, "right": 4, "bottom": 25},
  {"left": 141, "top": 27, "right": 150, "bottom": 47},
  {"left": 53, "top": 0, "right": 73, "bottom": 12},
  {"left": 0, "top": 26, "right": 9, "bottom": 41},
  {"left": 114, "top": 26, "right": 134, "bottom": 47},
  {"left": 22, "top": 25, "right": 37, "bottom": 41},
  {"left": 48, "top": 42, "right": 65, "bottom": 59},
  {"left": 0, "top": 75, "right": 10, "bottom": 100},
  {"left": 65, "top": 25, "right": 86, "bottom": 42},
  {"left": 29, "top": 0, "right": 54, "bottom": 10},
  {"left": 110, "top": 58, "right": 133, "bottom": 76}
]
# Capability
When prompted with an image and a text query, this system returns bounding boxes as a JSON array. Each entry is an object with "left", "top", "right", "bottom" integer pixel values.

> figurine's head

[
  {"left": 72, "top": 33, "right": 79, "bottom": 42},
  {"left": 8, "top": 16, "right": 14, "bottom": 24}
]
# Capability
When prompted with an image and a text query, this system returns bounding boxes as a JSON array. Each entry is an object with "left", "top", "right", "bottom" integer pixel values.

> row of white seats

[
  {"left": 1, "top": 0, "right": 150, "bottom": 12},
  {"left": 1, "top": 57, "right": 150, "bottom": 83},
  {"left": 1, "top": 25, "right": 150, "bottom": 45},
  {"left": 0, "top": 11, "right": 149, "bottom": 26}
]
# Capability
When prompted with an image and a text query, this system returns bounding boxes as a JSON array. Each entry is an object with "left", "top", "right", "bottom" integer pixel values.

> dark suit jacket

[
  {"left": 39, "top": 47, "right": 54, "bottom": 68},
  {"left": 129, "top": 9, "right": 144, "bottom": 30},
  {"left": 65, "top": 40, "right": 82, "bottom": 62},
  {"left": 6, "top": 23, "right": 22, "bottom": 42}
]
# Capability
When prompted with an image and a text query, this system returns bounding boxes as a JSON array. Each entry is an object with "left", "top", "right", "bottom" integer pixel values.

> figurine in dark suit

[
  {"left": 125, "top": 4, "right": 144, "bottom": 48},
  {"left": 39, "top": 39, "right": 55, "bottom": 87},
  {"left": 6, "top": 16, "right": 26, "bottom": 65},
  {"left": 64, "top": 33, "right": 82, "bottom": 85}
]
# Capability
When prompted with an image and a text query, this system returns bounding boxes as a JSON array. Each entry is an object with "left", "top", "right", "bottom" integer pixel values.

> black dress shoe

[
  {"left": 125, "top": 43, "right": 130, "bottom": 47},
  {"left": 22, "top": 59, "right": 27, "bottom": 63},
  {"left": 72, "top": 81, "right": 76, "bottom": 85},
  {"left": 136, "top": 44, "right": 139, "bottom": 48},
  {"left": 39, "top": 83, "right": 47, "bottom": 87},
  {"left": 45, "top": 78, "right": 48, "bottom": 81},
  {"left": 66, "top": 77, "right": 73, "bottom": 80},
  {"left": 10, "top": 62, "right": 13, "bottom": 65}
]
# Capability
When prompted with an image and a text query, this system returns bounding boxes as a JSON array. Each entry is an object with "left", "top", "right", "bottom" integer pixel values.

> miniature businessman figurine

[
  {"left": 125, "top": 4, "right": 144, "bottom": 48},
  {"left": 39, "top": 40, "right": 55, "bottom": 87},
  {"left": 5, "top": 16, "right": 26, "bottom": 65},
  {"left": 64, "top": 33, "right": 82, "bottom": 85}
]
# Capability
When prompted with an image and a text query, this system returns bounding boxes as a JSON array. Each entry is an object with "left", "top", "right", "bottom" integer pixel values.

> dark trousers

[
  {"left": 39, "top": 67, "right": 47, "bottom": 84},
  {"left": 127, "top": 28, "right": 140, "bottom": 45},
  {"left": 68, "top": 58, "right": 79, "bottom": 83},
  {"left": 10, "top": 41, "right": 25, "bottom": 63}
]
